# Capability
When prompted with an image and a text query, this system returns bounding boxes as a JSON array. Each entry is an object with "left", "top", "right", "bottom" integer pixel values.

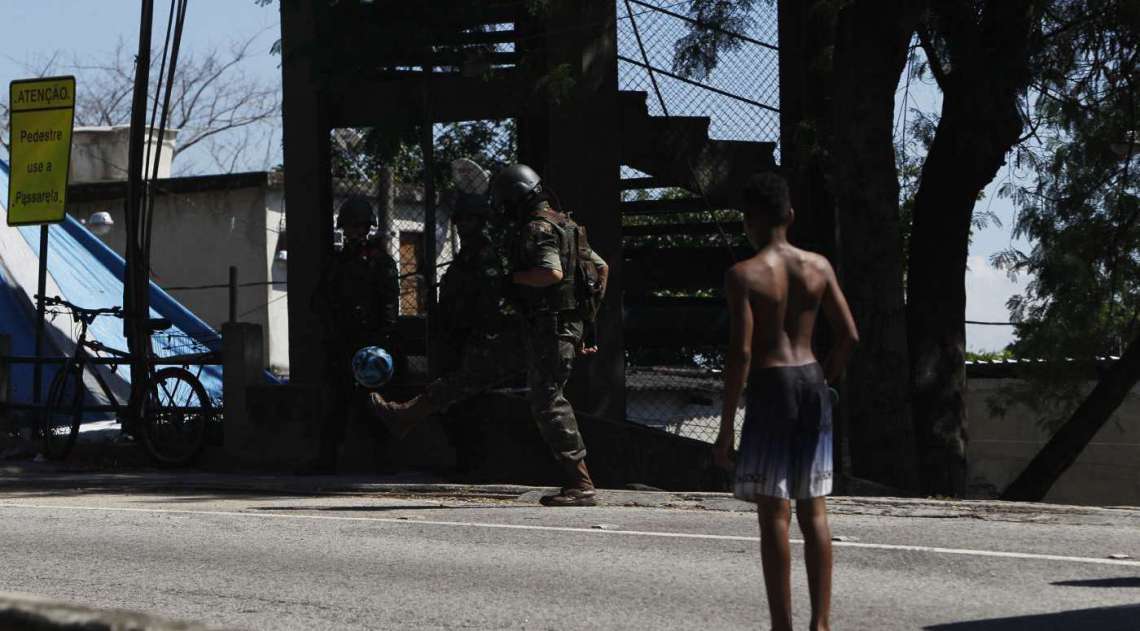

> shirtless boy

[{"left": 714, "top": 173, "right": 859, "bottom": 631}]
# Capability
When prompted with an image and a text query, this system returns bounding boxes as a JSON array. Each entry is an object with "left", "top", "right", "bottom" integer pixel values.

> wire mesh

[
  {"left": 617, "top": 1, "right": 778, "bottom": 442},
  {"left": 330, "top": 120, "right": 517, "bottom": 379},
  {"left": 617, "top": 0, "right": 780, "bottom": 151},
  {"left": 323, "top": 2, "right": 778, "bottom": 439}
]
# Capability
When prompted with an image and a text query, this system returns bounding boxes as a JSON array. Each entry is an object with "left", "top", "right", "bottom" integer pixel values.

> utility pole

[{"left": 124, "top": 0, "right": 155, "bottom": 425}]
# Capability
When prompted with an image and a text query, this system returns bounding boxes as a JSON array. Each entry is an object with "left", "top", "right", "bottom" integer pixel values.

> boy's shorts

[{"left": 734, "top": 362, "right": 834, "bottom": 501}]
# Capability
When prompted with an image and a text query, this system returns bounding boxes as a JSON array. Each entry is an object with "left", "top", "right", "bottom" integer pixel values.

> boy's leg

[
  {"left": 757, "top": 496, "right": 794, "bottom": 631},
  {"left": 795, "top": 497, "right": 833, "bottom": 631}
]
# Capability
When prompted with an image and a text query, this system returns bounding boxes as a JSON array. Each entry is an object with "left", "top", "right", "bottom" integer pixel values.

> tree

[
  {"left": 994, "top": 0, "right": 1139, "bottom": 500},
  {"left": 903, "top": 1, "right": 1044, "bottom": 497},
  {"left": 828, "top": 0, "right": 928, "bottom": 491},
  {"left": 677, "top": 1, "right": 1052, "bottom": 496},
  {"left": 1, "top": 34, "right": 280, "bottom": 175}
]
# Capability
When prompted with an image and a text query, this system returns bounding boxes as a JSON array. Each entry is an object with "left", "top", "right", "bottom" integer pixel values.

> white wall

[
  {"left": 70, "top": 179, "right": 280, "bottom": 370},
  {"left": 264, "top": 184, "right": 289, "bottom": 375}
]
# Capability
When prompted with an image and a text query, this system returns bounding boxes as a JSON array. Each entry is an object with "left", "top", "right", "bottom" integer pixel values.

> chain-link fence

[
  {"left": 330, "top": 120, "right": 516, "bottom": 381},
  {"left": 322, "top": 2, "right": 779, "bottom": 443},
  {"left": 617, "top": 0, "right": 780, "bottom": 150},
  {"left": 617, "top": 0, "right": 779, "bottom": 444}
]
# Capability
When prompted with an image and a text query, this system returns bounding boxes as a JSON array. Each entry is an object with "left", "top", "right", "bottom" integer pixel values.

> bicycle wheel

[
  {"left": 141, "top": 367, "right": 212, "bottom": 467},
  {"left": 38, "top": 362, "right": 84, "bottom": 460}
]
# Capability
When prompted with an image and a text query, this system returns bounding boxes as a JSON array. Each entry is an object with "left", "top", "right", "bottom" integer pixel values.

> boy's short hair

[{"left": 742, "top": 172, "right": 792, "bottom": 225}]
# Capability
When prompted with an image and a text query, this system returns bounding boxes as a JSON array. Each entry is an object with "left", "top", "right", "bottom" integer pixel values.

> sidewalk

[{"left": 2, "top": 464, "right": 1138, "bottom": 529}]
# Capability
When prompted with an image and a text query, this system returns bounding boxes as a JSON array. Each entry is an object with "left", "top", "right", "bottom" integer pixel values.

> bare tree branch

[{"left": 2, "top": 33, "right": 280, "bottom": 174}]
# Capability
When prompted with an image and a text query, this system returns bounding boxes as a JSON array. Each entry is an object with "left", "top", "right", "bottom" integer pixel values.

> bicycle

[{"left": 36, "top": 295, "right": 219, "bottom": 466}]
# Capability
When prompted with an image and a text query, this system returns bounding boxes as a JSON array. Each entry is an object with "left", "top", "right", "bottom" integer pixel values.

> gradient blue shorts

[{"left": 734, "top": 362, "right": 834, "bottom": 501}]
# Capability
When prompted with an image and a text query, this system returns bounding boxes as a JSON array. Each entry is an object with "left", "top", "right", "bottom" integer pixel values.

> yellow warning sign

[{"left": 7, "top": 76, "right": 76, "bottom": 226}]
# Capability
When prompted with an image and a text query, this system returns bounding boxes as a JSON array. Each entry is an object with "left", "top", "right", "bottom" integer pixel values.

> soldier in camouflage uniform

[
  {"left": 431, "top": 191, "right": 527, "bottom": 470},
  {"left": 496, "top": 164, "right": 608, "bottom": 507},
  {"left": 374, "top": 164, "right": 607, "bottom": 507},
  {"left": 304, "top": 196, "right": 400, "bottom": 474},
  {"left": 369, "top": 180, "right": 526, "bottom": 433}
]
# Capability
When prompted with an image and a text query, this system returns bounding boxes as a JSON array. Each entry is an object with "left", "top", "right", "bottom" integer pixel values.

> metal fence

[
  {"left": 324, "top": 1, "right": 779, "bottom": 444},
  {"left": 617, "top": 0, "right": 779, "bottom": 444},
  {"left": 330, "top": 120, "right": 517, "bottom": 380}
]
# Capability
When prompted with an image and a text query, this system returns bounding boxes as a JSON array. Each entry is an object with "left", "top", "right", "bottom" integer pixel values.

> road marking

[{"left": 1, "top": 501, "right": 1138, "bottom": 568}]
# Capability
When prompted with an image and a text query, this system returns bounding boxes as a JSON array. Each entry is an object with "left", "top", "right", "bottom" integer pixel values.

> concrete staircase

[
  {"left": 617, "top": 90, "right": 777, "bottom": 351},
  {"left": 618, "top": 90, "right": 776, "bottom": 208}
]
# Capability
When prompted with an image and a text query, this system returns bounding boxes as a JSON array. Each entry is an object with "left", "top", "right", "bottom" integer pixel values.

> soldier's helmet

[
  {"left": 492, "top": 164, "right": 543, "bottom": 209},
  {"left": 336, "top": 197, "right": 376, "bottom": 229}
]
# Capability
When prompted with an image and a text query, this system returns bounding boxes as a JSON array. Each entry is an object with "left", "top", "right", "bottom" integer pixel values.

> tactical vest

[{"left": 514, "top": 207, "right": 579, "bottom": 315}]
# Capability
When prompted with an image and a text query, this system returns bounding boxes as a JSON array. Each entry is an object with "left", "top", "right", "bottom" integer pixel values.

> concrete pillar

[
  {"left": 519, "top": 0, "right": 625, "bottom": 422},
  {"left": 222, "top": 322, "right": 264, "bottom": 457},
  {"left": 779, "top": 0, "right": 849, "bottom": 488},
  {"left": 0, "top": 335, "right": 9, "bottom": 407},
  {"left": 779, "top": 0, "right": 838, "bottom": 259},
  {"left": 281, "top": 0, "right": 333, "bottom": 386}
]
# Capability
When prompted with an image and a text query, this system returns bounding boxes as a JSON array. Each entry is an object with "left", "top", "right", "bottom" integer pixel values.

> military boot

[
  {"left": 369, "top": 393, "right": 436, "bottom": 440},
  {"left": 540, "top": 459, "right": 597, "bottom": 507}
]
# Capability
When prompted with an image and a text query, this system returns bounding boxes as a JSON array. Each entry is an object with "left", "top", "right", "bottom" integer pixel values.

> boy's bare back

[{"left": 728, "top": 242, "right": 840, "bottom": 371}]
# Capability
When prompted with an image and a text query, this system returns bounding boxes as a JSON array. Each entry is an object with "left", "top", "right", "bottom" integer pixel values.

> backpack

[{"left": 533, "top": 208, "right": 605, "bottom": 344}]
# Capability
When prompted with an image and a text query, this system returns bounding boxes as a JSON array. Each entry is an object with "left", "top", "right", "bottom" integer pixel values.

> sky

[
  {"left": 0, "top": 1, "right": 282, "bottom": 173},
  {"left": 895, "top": 71, "right": 1032, "bottom": 352},
  {"left": 2, "top": 1, "right": 1029, "bottom": 351}
]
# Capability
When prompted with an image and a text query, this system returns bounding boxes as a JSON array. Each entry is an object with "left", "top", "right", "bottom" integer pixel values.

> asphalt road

[{"left": 0, "top": 488, "right": 1137, "bottom": 630}]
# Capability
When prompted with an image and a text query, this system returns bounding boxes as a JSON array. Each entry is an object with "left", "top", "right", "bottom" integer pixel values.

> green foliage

[
  {"left": 671, "top": 0, "right": 762, "bottom": 80},
  {"left": 332, "top": 120, "right": 516, "bottom": 193},
  {"left": 965, "top": 349, "right": 1014, "bottom": 362},
  {"left": 990, "top": 0, "right": 1139, "bottom": 423}
]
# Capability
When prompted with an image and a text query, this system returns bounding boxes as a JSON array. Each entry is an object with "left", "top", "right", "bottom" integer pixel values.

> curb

[{"left": 1, "top": 467, "right": 1138, "bottom": 526}]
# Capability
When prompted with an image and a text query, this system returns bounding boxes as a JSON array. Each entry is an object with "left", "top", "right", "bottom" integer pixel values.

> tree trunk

[
  {"left": 1002, "top": 338, "right": 1140, "bottom": 501},
  {"left": 907, "top": 1, "right": 1039, "bottom": 497},
  {"left": 829, "top": 2, "right": 924, "bottom": 490}
]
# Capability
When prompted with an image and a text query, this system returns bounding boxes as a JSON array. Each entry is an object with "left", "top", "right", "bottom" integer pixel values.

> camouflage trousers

[
  {"left": 424, "top": 313, "right": 587, "bottom": 464},
  {"left": 426, "top": 327, "right": 527, "bottom": 411},
  {"left": 520, "top": 312, "right": 587, "bottom": 464}
]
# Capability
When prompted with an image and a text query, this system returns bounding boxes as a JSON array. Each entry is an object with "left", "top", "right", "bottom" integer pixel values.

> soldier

[
  {"left": 432, "top": 187, "right": 526, "bottom": 472},
  {"left": 374, "top": 164, "right": 608, "bottom": 507},
  {"left": 494, "top": 163, "right": 608, "bottom": 507},
  {"left": 303, "top": 196, "right": 400, "bottom": 474},
  {"left": 370, "top": 166, "right": 527, "bottom": 447}
]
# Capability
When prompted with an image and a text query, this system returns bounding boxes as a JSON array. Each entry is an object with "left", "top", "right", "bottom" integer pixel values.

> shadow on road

[
  {"left": 925, "top": 604, "right": 1140, "bottom": 630},
  {"left": 1051, "top": 577, "right": 1140, "bottom": 588},
  {"left": 249, "top": 504, "right": 536, "bottom": 512}
]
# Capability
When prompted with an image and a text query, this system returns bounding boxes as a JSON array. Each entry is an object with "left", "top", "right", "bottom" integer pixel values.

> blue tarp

[{"left": 0, "top": 159, "right": 224, "bottom": 413}]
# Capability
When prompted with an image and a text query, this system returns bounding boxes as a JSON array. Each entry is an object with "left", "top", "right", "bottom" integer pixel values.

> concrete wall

[
  {"left": 68, "top": 175, "right": 287, "bottom": 372},
  {"left": 70, "top": 126, "right": 177, "bottom": 183},
  {"left": 627, "top": 372, "right": 1140, "bottom": 506},
  {"left": 967, "top": 378, "right": 1140, "bottom": 506},
  {"left": 265, "top": 186, "right": 289, "bottom": 374}
]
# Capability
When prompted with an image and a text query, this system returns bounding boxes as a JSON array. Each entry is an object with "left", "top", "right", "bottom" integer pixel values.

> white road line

[{"left": 1, "top": 502, "right": 1138, "bottom": 568}]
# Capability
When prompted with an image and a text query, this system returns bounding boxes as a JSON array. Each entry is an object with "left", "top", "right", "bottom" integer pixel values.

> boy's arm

[
  {"left": 820, "top": 259, "right": 859, "bottom": 384},
  {"left": 714, "top": 265, "right": 753, "bottom": 469}
]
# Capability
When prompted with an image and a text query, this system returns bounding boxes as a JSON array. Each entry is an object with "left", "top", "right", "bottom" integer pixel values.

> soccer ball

[{"left": 351, "top": 346, "right": 394, "bottom": 389}]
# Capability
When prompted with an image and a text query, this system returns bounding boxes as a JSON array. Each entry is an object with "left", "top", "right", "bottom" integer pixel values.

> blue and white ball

[{"left": 352, "top": 346, "right": 394, "bottom": 389}]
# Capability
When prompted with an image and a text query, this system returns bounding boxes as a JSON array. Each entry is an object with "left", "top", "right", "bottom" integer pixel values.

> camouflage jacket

[
  {"left": 312, "top": 236, "right": 399, "bottom": 353},
  {"left": 438, "top": 218, "right": 517, "bottom": 339}
]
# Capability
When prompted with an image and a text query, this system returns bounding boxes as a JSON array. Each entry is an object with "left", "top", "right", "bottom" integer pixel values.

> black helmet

[
  {"left": 336, "top": 197, "right": 376, "bottom": 229},
  {"left": 492, "top": 164, "right": 542, "bottom": 209}
]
